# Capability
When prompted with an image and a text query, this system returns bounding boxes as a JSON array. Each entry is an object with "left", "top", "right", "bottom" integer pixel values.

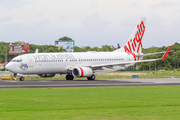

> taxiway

[{"left": 0, "top": 78, "right": 180, "bottom": 88}]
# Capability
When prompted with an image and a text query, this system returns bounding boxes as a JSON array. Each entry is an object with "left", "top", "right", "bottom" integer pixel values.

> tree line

[{"left": 0, "top": 42, "right": 179, "bottom": 70}]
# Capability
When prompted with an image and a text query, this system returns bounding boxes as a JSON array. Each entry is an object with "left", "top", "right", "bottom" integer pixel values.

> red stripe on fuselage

[
  {"left": 44, "top": 74, "right": 47, "bottom": 77},
  {"left": 79, "top": 67, "right": 84, "bottom": 77}
]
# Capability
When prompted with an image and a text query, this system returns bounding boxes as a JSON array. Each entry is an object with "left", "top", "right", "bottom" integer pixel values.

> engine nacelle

[
  {"left": 38, "top": 74, "right": 56, "bottom": 77},
  {"left": 72, "top": 67, "right": 93, "bottom": 77}
]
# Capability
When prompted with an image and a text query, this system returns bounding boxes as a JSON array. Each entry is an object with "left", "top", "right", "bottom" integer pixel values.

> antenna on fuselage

[{"left": 35, "top": 49, "right": 38, "bottom": 53}]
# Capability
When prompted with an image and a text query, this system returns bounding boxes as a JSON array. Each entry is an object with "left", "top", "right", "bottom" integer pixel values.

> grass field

[
  {"left": 100, "top": 70, "right": 180, "bottom": 79},
  {"left": 0, "top": 86, "right": 180, "bottom": 120}
]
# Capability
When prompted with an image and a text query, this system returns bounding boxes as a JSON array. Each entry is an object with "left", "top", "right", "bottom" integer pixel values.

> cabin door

[{"left": 27, "top": 56, "right": 34, "bottom": 67}]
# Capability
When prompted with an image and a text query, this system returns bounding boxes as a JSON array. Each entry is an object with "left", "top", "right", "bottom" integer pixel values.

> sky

[{"left": 0, "top": 0, "right": 180, "bottom": 48}]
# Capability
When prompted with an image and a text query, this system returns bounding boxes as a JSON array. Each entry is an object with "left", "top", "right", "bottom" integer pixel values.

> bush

[{"left": 177, "top": 67, "right": 180, "bottom": 71}]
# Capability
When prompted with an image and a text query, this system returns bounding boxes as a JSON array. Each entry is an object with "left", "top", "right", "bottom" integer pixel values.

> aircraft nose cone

[{"left": 5, "top": 63, "right": 11, "bottom": 71}]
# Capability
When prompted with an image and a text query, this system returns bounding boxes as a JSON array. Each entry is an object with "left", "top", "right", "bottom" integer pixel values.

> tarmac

[{"left": 1, "top": 78, "right": 180, "bottom": 88}]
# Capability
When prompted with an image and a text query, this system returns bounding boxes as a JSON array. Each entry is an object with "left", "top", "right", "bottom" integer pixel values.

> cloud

[
  {"left": 0, "top": 17, "right": 11, "bottom": 23},
  {"left": 0, "top": 0, "right": 180, "bottom": 48},
  {"left": 152, "top": 1, "right": 180, "bottom": 8}
]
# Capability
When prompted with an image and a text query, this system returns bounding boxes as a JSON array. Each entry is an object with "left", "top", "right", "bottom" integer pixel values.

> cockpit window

[{"left": 11, "top": 60, "right": 22, "bottom": 62}]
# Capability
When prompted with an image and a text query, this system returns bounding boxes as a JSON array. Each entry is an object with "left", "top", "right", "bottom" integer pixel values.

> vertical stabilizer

[{"left": 114, "top": 17, "right": 146, "bottom": 53}]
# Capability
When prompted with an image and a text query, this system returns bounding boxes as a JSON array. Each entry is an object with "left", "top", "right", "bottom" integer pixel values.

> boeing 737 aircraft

[{"left": 5, "top": 17, "right": 171, "bottom": 81}]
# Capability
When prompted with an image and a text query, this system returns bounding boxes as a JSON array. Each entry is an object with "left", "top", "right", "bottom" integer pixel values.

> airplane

[{"left": 5, "top": 17, "right": 171, "bottom": 81}]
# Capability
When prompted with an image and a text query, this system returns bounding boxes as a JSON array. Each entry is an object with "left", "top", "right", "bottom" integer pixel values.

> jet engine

[
  {"left": 72, "top": 67, "right": 93, "bottom": 77},
  {"left": 38, "top": 74, "right": 56, "bottom": 77}
]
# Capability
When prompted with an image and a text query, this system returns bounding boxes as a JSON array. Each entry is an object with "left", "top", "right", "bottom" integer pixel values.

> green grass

[
  {"left": 0, "top": 86, "right": 180, "bottom": 120},
  {"left": 118, "top": 70, "right": 180, "bottom": 78}
]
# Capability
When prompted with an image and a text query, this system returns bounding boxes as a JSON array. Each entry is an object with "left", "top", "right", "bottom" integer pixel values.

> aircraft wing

[{"left": 91, "top": 46, "right": 171, "bottom": 69}]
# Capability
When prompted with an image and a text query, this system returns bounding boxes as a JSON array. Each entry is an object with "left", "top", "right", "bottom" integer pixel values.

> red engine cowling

[
  {"left": 72, "top": 67, "right": 93, "bottom": 77},
  {"left": 38, "top": 74, "right": 56, "bottom": 77}
]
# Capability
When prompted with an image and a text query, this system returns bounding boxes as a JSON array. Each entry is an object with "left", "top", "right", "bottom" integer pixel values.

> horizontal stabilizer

[{"left": 136, "top": 50, "right": 173, "bottom": 57}]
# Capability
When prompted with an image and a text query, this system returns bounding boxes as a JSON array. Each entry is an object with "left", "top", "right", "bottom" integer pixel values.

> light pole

[{"left": 5, "top": 53, "right": 7, "bottom": 63}]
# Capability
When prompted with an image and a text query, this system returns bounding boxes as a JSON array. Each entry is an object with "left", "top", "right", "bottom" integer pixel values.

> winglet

[{"left": 161, "top": 46, "right": 171, "bottom": 60}]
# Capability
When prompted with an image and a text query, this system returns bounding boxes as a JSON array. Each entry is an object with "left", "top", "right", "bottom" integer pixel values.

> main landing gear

[
  {"left": 65, "top": 74, "right": 95, "bottom": 80},
  {"left": 87, "top": 74, "right": 95, "bottom": 80},
  {"left": 66, "top": 74, "right": 74, "bottom": 80}
]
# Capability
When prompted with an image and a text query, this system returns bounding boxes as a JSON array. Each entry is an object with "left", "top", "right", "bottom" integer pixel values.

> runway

[{"left": 1, "top": 78, "right": 180, "bottom": 88}]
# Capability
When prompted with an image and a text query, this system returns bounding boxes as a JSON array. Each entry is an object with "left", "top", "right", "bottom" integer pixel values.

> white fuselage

[
  {"left": 6, "top": 51, "right": 140, "bottom": 75},
  {"left": 5, "top": 17, "right": 147, "bottom": 78}
]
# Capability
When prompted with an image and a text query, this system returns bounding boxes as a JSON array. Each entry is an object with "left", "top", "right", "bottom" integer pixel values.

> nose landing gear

[
  {"left": 20, "top": 77, "right": 24, "bottom": 81},
  {"left": 13, "top": 73, "right": 24, "bottom": 81}
]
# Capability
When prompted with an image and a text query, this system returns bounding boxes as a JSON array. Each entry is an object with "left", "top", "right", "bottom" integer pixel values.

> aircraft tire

[
  {"left": 66, "top": 75, "right": 74, "bottom": 80},
  {"left": 69, "top": 75, "right": 74, "bottom": 80},
  {"left": 20, "top": 77, "right": 24, "bottom": 81},
  {"left": 87, "top": 75, "right": 95, "bottom": 80},
  {"left": 66, "top": 75, "right": 70, "bottom": 80},
  {"left": 91, "top": 75, "right": 95, "bottom": 80}
]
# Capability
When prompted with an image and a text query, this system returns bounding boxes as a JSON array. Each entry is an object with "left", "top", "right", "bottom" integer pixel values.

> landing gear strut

[
  {"left": 87, "top": 74, "right": 95, "bottom": 80},
  {"left": 13, "top": 73, "right": 24, "bottom": 81},
  {"left": 66, "top": 75, "right": 74, "bottom": 80}
]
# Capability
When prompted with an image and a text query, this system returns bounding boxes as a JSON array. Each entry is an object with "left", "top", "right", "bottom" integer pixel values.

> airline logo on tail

[
  {"left": 113, "top": 17, "right": 146, "bottom": 61},
  {"left": 124, "top": 20, "right": 145, "bottom": 54}
]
